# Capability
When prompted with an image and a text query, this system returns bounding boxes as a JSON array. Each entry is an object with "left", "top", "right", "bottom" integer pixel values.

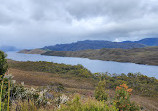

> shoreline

[{"left": 18, "top": 50, "right": 158, "bottom": 66}]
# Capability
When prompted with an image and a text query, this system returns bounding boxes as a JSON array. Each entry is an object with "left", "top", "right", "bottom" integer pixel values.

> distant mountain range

[
  {"left": 122, "top": 38, "right": 158, "bottom": 46},
  {"left": 0, "top": 46, "right": 18, "bottom": 52},
  {"left": 19, "top": 38, "right": 158, "bottom": 53},
  {"left": 42, "top": 40, "right": 146, "bottom": 51},
  {"left": 41, "top": 38, "right": 158, "bottom": 51},
  {"left": 18, "top": 38, "right": 158, "bottom": 66}
]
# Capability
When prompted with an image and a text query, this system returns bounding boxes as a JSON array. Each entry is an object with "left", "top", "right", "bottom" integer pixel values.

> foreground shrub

[
  {"left": 0, "top": 51, "right": 10, "bottom": 111},
  {"left": 95, "top": 79, "right": 109, "bottom": 101},
  {"left": 10, "top": 83, "right": 49, "bottom": 107},
  {"left": 58, "top": 95, "right": 118, "bottom": 111},
  {"left": 55, "top": 94, "right": 69, "bottom": 107},
  {"left": 0, "top": 51, "right": 8, "bottom": 81},
  {"left": 114, "top": 84, "right": 140, "bottom": 111},
  {"left": 11, "top": 100, "right": 38, "bottom": 111},
  {"left": 0, "top": 78, "right": 10, "bottom": 111}
]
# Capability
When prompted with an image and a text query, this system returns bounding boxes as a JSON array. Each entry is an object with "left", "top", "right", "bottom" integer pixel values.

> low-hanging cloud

[{"left": 0, "top": 0, "right": 158, "bottom": 48}]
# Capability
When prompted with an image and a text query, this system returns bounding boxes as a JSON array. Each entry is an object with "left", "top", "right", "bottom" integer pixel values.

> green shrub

[
  {"left": 58, "top": 95, "right": 118, "bottom": 111},
  {"left": 95, "top": 80, "right": 109, "bottom": 101},
  {"left": 0, "top": 51, "right": 10, "bottom": 111},
  {"left": 0, "top": 51, "right": 8, "bottom": 81},
  {"left": 0, "top": 79, "right": 10, "bottom": 111},
  {"left": 94, "top": 73, "right": 158, "bottom": 97}
]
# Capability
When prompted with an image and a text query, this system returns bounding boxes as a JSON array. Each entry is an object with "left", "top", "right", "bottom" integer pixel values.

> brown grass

[
  {"left": 8, "top": 68, "right": 158, "bottom": 111},
  {"left": 8, "top": 68, "right": 96, "bottom": 90},
  {"left": 131, "top": 95, "right": 158, "bottom": 111}
]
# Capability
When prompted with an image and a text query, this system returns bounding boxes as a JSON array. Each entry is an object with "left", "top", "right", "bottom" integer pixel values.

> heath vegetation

[{"left": 0, "top": 50, "right": 158, "bottom": 110}]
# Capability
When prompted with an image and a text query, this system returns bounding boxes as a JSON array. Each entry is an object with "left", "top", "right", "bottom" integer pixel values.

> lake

[{"left": 6, "top": 51, "right": 158, "bottom": 78}]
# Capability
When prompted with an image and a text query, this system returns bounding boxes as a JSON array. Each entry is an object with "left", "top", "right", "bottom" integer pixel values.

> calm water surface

[{"left": 6, "top": 51, "right": 158, "bottom": 78}]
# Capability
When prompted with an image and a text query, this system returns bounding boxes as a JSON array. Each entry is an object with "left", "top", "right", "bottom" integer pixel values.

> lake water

[{"left": 6, "top": 51, "right": 158, "bottom": 78}]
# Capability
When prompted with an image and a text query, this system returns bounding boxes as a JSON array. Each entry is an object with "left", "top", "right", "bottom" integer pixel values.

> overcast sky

[{"left": 0, "top": 0, "right": 158, "bottom": 48}]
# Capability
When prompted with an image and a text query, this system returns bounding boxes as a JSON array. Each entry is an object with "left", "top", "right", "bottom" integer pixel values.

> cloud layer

[{"left": 0, "top": 0, "right": 158, "bottom": 48}]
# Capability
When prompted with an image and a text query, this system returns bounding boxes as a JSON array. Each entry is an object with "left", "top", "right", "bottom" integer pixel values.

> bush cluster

[
  {"left": 58, "top": 95, "right": 118, "bottom": 111},
  {"left": 95, "top": 79, "right": 109, "bottom": 101},
  {"left": 94, "top": 73, "right": 158, "bottom": 97},
  {"left": 9, "top": 61, "right": 92, "bottom": 78}
]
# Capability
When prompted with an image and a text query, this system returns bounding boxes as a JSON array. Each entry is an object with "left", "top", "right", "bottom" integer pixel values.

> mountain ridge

[
  {"left": 42, "top": 40, "right": 146, "bottom": 51},
  {"left": 122, "top": 38, "right": 158, "bottom": 46}
]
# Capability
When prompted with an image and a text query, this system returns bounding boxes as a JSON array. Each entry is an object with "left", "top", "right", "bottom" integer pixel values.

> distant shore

[{"left": 19, "top": 46, "right": 158, "bottom": 66}]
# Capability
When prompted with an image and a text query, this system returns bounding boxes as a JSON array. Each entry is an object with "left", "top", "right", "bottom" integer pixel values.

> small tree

[
  {"left": 0, "top": 51, "right": 9, "bottom": 110},
  {"left": 114, "top": 84, "right": 140, "bottom": 111},
  {"left": 95, "top": 79, "right": 108, "bottom": 101},
  {"left": 0, "top": 51, "right": 8, "bottom": 81}
]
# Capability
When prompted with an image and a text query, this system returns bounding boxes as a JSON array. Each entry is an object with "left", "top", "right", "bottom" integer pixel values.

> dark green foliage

[
  {"left": 0, "top": 77, "right": 11, "bottom": 111},
  {"left": 9, "top": 61, "right": 92, "bottom": 78},
  {"left": 0, "top": 51, "right": 8, "bottom": 80},
  {"left": 57, "top": 83, "right": 64, "bottom": 92},
  {"left": 95, "top": 80, "right": 108, "bottom": 101},
  {"left": 49, "top": 83, "right": 65, "bottom": 92},
  {"left": 0, "top": 50, "right": 9, "bottom": 110}
]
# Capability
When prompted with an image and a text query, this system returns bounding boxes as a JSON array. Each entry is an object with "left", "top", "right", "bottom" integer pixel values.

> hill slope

[
  {"left": 19, "top": 49, "right": 47, "bottom": 54},
  {"left": 42, "top": 40, "right": 146, "bottom": 51},
  {"left": 42, "top": 47, "right": 158, "bottom": 65}
]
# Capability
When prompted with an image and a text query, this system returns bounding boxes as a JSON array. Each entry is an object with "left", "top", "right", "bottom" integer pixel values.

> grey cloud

[
  {"left": 66, "top": 0, "right": 144, "bottom": 20},
  {"left": 0, "top": 0, "right": 158, "bottom": 48}
]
